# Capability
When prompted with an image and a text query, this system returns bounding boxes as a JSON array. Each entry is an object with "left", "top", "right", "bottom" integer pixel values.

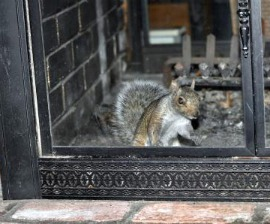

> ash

[
  {"left": 70, "top": 85, "right": 246, "bottom": 148},
  {"left": 196, "top": 90, "right": 244, "bottom": 147}
]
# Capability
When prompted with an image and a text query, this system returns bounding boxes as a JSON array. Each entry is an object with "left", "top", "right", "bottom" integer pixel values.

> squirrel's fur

[
  {"left": 112, "top": 80, "right": 200, "bottom": 146},
  {"left": 113, "top": 80, "right": 169, "bottom": 145}
]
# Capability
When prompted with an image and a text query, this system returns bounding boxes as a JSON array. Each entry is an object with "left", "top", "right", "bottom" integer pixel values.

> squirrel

[{"left": 112, "top": 79, "right": 201, "bottom": 147}]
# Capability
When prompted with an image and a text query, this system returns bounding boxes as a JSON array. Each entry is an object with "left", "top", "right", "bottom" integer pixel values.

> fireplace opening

[
  {"left": 5, "top": 0, "right": 270, "bottom": 201},
  {"left": 37, "top": 0, "right": 268, "bottom": 152}
]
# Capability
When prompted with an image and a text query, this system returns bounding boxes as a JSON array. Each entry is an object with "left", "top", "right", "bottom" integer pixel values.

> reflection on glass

[{"left": 147, "top": 0, "right": 233, "bottom": 44}]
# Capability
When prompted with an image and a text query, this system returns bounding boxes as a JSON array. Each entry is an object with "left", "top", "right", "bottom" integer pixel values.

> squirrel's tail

[{"left": 112, "top": 80, "right": 169, "bottom": 145}]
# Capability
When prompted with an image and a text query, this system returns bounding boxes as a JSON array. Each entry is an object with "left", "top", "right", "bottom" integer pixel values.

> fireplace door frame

[
  {"left": 1, "top": 0, "right": 270, "bottom": 201},
  {"left": 250, "top": 2, "right": 270, "bottom": 156}
]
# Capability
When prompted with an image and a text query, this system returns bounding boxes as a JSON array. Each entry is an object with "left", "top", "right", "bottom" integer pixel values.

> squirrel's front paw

[
  {"left": 191, "top": 135, "right": 203, "bottom": 146},
  {"left": 156, "top": 140, "right": 164, "bottom": 147}
]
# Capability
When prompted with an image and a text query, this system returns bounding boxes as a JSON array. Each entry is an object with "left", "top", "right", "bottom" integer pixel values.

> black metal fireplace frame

[{"left": 1, "top": 0, "right": 270, "bottom": 201}]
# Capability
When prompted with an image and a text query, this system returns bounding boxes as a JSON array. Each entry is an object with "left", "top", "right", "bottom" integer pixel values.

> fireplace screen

[
  {"left": 1, "top": 0, "right": 270, "bottom": 201},
  {"left": 48, "top": 0, "right": 248, "bottom": 154}
]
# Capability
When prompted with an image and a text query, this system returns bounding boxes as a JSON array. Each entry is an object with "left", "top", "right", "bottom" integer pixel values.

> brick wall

[{"left": 40, "top": 0, "right": 125, "bottom": 144}]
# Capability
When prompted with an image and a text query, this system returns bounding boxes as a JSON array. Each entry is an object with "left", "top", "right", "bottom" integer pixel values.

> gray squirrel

[{"left": 112, "top": 79, "right": 201, "bottom": 146}]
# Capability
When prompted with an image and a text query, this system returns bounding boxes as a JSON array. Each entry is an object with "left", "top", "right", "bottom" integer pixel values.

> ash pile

[{"left": 196, "top": 90, "right": 244, "bottom": 147}]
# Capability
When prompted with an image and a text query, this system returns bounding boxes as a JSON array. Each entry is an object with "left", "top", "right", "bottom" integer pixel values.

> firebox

[{"left": 1, "top": 0, "right": 270, "bottom": 201}]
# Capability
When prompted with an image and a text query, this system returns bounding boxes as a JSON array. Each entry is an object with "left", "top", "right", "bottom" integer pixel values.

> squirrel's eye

[{"left": 178, "top": 97, "right": 185, "bottom": 104}]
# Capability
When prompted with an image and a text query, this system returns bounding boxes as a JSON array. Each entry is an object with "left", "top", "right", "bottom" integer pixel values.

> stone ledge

[
  {"left": 132, "top": 202, "right": 256, "bottom": 224},
  {"left": 0, "top": 201, "right": 17, "bottom": 217},
  {"left": 10, "top": 200, "right": 130, "bottom": 223},
  {"left": 1, "top": 200, "right": 270, "bottom": 224}
]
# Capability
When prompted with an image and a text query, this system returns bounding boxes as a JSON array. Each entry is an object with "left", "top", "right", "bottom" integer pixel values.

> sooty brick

[
  {"left": 104, "top": 17, "right": 110, "bottom": 40},
  {"left": 106, "top": 38, "right": 115, "bottom": 68},
  {"left": 102, "top": 0, "right": 117, "bottom": 14},
  {"left": 64, "top": 68, "right": 85, "bottom": 107},
  {"left": 41, "top": 0, "right": 78, "bottom": 18},
  {"left": 103, "top": 9, "right": 118, "bottom": 40},
  {"left": 117, "top": 0, "right": 124, "bottom": 6},
  {"left": 85, "top": 53, "right": 100, "bottom": 88},
  {"left": 47, "top": 44, "right": 74, "bottom": 89},
  {"left": 73, "top": 31, "right": 92, "bottom": 66},
  {"left": 79, "top": 0, "right": 96, "bottom": 31},
  {"left": 107, "top": 9, "right": 119, "bottom": 38},
  {"left": 43, "top": 18, "right": 59, "bottom": 55},
  {"left": 95, "top": 81, "right": 103, "bottom": 105},
  {"left": 58, "top": 7, "right": 79, "bottom": 44},
  {"left": 117, "top": 8, "right": 124, "bottom": 30},
  {"left": 91, "top": 25, "right": 99, "bottom": 53},
  {"left": 49, "top": 86, "right": 64, "bottom": 122}
]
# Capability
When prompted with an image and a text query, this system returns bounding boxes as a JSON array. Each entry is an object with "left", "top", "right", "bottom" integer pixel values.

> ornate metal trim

[
  {"left": 237, "top": 0, "right": 250, "bottom": 58},
  {"left": 39, "top": 158, "right": 270, "bottom": 201}
]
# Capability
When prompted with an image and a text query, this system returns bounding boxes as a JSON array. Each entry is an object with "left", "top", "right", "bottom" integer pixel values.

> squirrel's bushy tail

[{"left": 112, "top": 80, "right": 169, "bottom": 145}]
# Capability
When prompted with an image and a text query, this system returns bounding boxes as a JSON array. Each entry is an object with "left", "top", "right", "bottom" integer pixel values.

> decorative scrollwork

[
  {"left": 237, "top": 0, "right": 250, "bottom": 58},
  {"left": 39, "top": 158, "right": 270, "bottom": 200}
]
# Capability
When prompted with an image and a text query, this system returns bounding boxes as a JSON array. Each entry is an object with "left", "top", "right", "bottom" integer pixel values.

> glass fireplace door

[
  {"left": 125, "top": 0, "right": 255, "bottom": 156},
  {"left": 2, "top": 0, "right": 270, "bottom": 201}
]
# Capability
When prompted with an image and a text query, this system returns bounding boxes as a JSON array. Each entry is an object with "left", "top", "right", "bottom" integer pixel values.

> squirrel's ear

[
  {"left": 190, "top": 79, "right": 195, "bottom": 90},
  {"left": 170, "top": 80, "right": 179, "bottom": 92}
]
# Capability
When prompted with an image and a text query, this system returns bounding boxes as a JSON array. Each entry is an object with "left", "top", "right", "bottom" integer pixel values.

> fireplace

[{"left": 1, "top": 0, "right": 270, "bottom": 201}]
